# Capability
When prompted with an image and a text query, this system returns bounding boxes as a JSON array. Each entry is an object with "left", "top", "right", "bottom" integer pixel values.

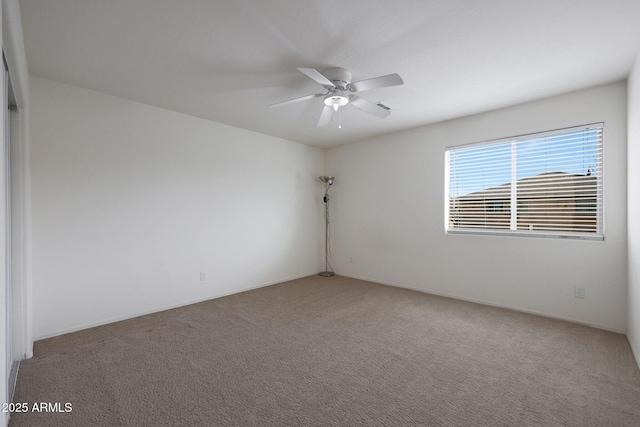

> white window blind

[{"left": 445, "top": 124, "right": 603, "bottom": 239}]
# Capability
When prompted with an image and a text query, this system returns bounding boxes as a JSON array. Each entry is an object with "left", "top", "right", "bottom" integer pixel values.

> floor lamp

[{"left": 319, "top": 175, "right": 335, "bottom": 277}]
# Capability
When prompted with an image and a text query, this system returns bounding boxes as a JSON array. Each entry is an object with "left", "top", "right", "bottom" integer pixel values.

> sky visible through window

[{"left": 448, "top": 128, "right": 600, "bottom": 199}]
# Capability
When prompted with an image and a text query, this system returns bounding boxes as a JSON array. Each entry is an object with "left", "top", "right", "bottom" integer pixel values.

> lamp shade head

[{"left": 319, "top": 175, "right": 334, "bottom": 185}]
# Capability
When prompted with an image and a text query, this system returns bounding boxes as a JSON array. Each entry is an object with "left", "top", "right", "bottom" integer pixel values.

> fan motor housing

[{"left": 323, "top": 67, "right": 352, "bottom": 90}]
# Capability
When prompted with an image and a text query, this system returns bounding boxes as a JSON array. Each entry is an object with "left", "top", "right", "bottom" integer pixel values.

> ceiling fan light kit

[
  {"left": 324, "top": 92, "right": 349, "bottom": 111},
  {"left": 270, "top": 67, "right": 403, "bottom": 127}
]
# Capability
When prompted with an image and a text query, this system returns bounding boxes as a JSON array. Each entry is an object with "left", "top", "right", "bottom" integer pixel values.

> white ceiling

[{"left": 18, "top": 0, "right": 640, "bottom": 149}]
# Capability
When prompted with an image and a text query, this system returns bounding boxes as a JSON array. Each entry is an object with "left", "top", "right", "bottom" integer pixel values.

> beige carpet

[{"left": 9, "top": 275, "right": 640, "bottom": 426}]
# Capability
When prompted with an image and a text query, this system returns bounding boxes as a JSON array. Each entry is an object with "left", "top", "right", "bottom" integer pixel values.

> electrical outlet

[
  {"left": 574, "top": 286, "right": 585, "bottom": 298},
  {"left": 200, "top": 272, "right": 207, "bottom": 281}
]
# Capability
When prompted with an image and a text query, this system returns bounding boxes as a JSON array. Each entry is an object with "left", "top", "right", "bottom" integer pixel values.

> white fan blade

[
  {"left": 269, "top": 93, "right": 322, "bottom": 107},
  {"left": 348, "top": 73, "right": 403, "bottom": 92},
  {"left": 349, "top": 96, "right": 391, "bottom": 119},
  {"left": 298, "top": 68, "right": 335, "bottom": 88},
  {"left": 317, "top": 105, "right": 333, "bottom": 127}
]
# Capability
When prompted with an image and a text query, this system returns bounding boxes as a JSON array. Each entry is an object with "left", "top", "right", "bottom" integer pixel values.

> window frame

[{"left": 444, "top": 123, "right": 604, "bottom": 240}]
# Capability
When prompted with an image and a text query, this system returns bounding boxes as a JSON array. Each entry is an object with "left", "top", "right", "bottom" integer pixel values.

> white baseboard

[
  {"left": 34, "top": 272, "right": 318, "bottom": 341},
  {"left": 627, "top": 333, "right": 640, "bottom": 370},
  {"left": 338, "top": 273, "right": 627, "bottom": 334},
  {"left": 8, "top": 361, "right": 19, "bottom": 405}
]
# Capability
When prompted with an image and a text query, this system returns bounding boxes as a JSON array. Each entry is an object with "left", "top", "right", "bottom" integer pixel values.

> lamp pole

[{"left": 319, "top": 176, "right": 335, "bottom": 277}]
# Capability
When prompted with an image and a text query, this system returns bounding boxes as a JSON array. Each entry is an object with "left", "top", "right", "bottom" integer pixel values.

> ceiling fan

[{"left": 270, "top": 67, "right": 403, "bottom": 127}]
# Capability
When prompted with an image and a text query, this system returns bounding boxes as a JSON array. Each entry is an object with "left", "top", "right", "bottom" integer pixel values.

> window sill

[{"left": 446, "top": 229, "right": 604, "bottom": 241}]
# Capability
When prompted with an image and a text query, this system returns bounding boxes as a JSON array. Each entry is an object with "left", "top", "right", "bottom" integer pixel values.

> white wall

[
  {"left": 628, "top": 56, "right": 640, "bottom": 364},
  {"left": 327, "top": 81, "right": 628, "bottom": 332},
  {"left": 30, "top": 77, "right": 324, "bottom": 339}
]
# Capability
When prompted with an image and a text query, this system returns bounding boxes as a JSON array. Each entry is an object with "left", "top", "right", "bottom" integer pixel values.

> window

[{"left": 445, "top": 124, "right": 603, "bottom": 239}]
